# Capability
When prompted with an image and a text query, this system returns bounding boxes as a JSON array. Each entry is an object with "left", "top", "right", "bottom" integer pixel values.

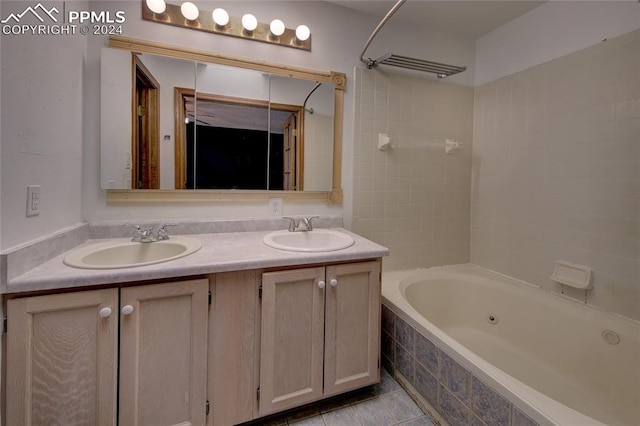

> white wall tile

[
  {"left": 471, "top": 29, "right": 640, "bottom": 320},
  {"left": 354, "top": 71, "right": 473, "bottom": 271}
]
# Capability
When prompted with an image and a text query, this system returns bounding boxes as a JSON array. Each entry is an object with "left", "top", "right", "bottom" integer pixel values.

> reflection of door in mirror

[
  {"left": 282, "top": 114, "right": 296, "bottom": 190},
  {"left": 133, "top": 56, "right": 160, "bottom": 189},
  {"left": 175, "top": 91, "right": 304, "bottom": 190},
  {"left": 270, "top": 76, "right": 334, "bottom": 192}
]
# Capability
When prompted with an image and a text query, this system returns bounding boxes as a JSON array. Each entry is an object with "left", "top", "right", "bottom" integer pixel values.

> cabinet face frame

[
  {"left": 6, "top": 289, "right": 118, "bottom": 426},
  {"left": 208, "top": 270, "right": 260, "bottom": 426}
]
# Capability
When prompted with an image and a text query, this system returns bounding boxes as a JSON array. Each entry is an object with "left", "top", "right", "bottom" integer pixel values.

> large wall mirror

[{"left": 102, "top": 36, "right": 345, "bottom": 203}]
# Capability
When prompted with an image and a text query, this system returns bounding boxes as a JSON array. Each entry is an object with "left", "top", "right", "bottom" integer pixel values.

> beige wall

[
  {"left": 471, "top": 30, "right": 640, "bottom": 320},
  {"left": 1, "top": 1, "right": 88, "bottom": 250},
  {"left": 353, "top": 68, "right": 474, "bottom": 271}
]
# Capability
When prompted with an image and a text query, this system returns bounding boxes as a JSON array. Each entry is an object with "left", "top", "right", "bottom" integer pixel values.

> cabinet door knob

[
  {"left": 318, "top": 280, "right": 326, "bottom": 289},
  {"left": 121, "top": 305, "right": 134, "bottom": 315},
  {"left": 330, "top": 279, "right": 338, "bottom": 287},
  {"left": 99, "top": 307, "right": 112, "bottom": 318}
]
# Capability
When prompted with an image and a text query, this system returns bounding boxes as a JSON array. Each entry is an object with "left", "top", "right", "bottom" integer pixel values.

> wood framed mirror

[{"left": 104, "top": 36, "right": 345, "bottom": 204}]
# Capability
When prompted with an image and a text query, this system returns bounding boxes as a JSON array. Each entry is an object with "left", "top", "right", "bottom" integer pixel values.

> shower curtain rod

[
  {"left": 359, "top": 0, "right": 406, "bottom": 66},
  {"left": 359, "top": 0, "right": 466, "bottom": 78},
  {"left": 303, "top": 81, "right": 322, "bottom": 114}
]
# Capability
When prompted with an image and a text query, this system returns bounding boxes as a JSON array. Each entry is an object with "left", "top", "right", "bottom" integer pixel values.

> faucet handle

[
  {"left": 282, "top": 217, "right": 297, "bottom": 232},
  {"left": 125, "top": 223, "right": 150, "bottom": 234},
  {"left": 304, "top": 216, "right": 319, "bottom": 231},
  {"left": 125, "top": 224, "right": 154, "bottom": 242},
  {"left": 157, "top": 223, "right": 178, "bottom": 240}
]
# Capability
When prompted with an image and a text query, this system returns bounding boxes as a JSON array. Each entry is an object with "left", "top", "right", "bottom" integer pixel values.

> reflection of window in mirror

[
  {"left": 174, "top": 91, "right": 304, "bottom": 190},
  {"left": 133, "top": 55, "right": 160, "bottom": 189}
]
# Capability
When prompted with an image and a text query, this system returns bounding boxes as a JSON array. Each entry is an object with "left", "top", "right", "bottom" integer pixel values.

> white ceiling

[{"left": 326, "top": 0, "right": 545, "bottom": 39}]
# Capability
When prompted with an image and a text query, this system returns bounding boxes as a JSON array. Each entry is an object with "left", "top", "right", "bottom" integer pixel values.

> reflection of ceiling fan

[
  {"left": 184, "top": 96, "right": 293, "bottom": 132},
  {"left": 185, "top": 114, "right": 212, "bottom": 126}
]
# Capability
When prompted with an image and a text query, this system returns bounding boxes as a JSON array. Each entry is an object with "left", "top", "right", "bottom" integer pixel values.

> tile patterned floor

[{"left": 253, "top": 368, "right": 435, "bottom": 426}]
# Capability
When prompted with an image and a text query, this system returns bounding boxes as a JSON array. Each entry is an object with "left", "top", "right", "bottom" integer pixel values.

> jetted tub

[{"left": 382, "top": 264, "right": 640, "bottom": 426}]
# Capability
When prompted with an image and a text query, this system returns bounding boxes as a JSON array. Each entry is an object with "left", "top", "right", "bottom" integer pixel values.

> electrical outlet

[
  {"left": 268, "top": 198, "right": 283, "bottom": 216},
  {"left": 27, "top": 185, "right": 41, "bottom": 217}
]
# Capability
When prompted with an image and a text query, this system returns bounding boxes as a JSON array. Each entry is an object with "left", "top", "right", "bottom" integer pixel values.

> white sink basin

[
  {"left": 63, "top": 236, "right": 202, "bottom": 269},
  {"left": 263, "top": 229, "right": 355, "bottom": 252}
]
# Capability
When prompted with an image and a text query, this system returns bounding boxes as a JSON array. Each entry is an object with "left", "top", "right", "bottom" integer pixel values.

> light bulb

[
  {"left": 242, "top": 14, "right": 257, "bottom": 32},
  {"left": 270, "top": 19, "right": 285, "bottom": 37},
  {"left": 295, "top": 24, "right": 310, "bottom": 41},
  {"left": 146, "top": 0, "right": 166, "bottom": 14},
  {"left": 212, "top": 8, "right": 229, "bottom": 26},
  {"left": 180, "top": 2, "right": 199, "bottom": 21}
]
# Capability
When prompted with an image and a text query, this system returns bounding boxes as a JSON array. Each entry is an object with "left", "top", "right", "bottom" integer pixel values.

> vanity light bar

[{"left": 142, "top": 1, "right": 312, "bottom": 51}]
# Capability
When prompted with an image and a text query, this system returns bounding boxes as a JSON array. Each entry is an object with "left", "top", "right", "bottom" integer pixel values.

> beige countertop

[{"left": 5, "top": 228, "right": 389, "bottom": 294}]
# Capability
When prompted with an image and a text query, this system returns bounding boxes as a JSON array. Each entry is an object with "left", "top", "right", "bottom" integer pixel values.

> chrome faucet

[
  {"left": 126, "top": 223, "right": 178, "bottom": 242},
  {"left": 126, "top": 224, "right": 155, "bottom": 243},
  {"left": 283, "top": 216, "right": 319, "bottom": 232}
]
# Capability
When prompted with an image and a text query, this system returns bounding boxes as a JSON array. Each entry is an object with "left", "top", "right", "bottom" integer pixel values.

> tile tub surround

[
  {"left": 471, "top": 29, "right": 640, "bottom": 320},
  {"left": 352, "top": 68, "right": 474, "bottom": 272},
  {"left": 2, "top": 216, "right": 388, "bottom": 294},
  {"left": 381, "top": 305, "right": 539, "bottom": 426}
]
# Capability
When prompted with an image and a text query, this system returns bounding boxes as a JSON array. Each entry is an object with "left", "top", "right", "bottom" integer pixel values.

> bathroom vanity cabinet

[
  {"left": 259, "top": 261, "right": 381, "bottom": 416},
  {"left": 4, "top": 259, "right": 381, "bottom": 426},
  {"left": 5, "top": 278, "right": 208, "bottom": 426}
]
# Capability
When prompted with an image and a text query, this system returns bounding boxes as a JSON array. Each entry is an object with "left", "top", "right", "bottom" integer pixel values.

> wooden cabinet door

[
  {"left": 6, "top": 288, "right": 118, "bottom": 426},
  {"left": 119, "top": 279, "right": 208, "bottom": 426},
  {"left": 324, "top": 261, "right": 381, "bottom": 396},
  {"left": 208, "top": 271, "right": 259, "bottom": 426},
  {"left": 259, "top": 267, "right": 326, "bottom": 416}
]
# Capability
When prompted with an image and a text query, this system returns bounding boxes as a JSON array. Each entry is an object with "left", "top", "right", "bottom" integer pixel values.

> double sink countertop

[{"left": 4, "top": 227, "right": 389, "bottom": 295}]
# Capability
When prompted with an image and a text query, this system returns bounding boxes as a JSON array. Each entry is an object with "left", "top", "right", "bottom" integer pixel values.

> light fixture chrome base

[{"left": 142, "top": 2, "right": 311, "bottom": 51}]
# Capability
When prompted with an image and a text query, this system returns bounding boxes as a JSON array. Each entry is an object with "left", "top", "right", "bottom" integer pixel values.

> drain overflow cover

[{"left": 602, "top": 330, "right": 620, "bottom": 345}]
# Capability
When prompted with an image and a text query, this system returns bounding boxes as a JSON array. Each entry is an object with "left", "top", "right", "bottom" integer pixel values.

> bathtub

[{"left": 382, "top": 264, "right": 640, "bottom": 426}]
